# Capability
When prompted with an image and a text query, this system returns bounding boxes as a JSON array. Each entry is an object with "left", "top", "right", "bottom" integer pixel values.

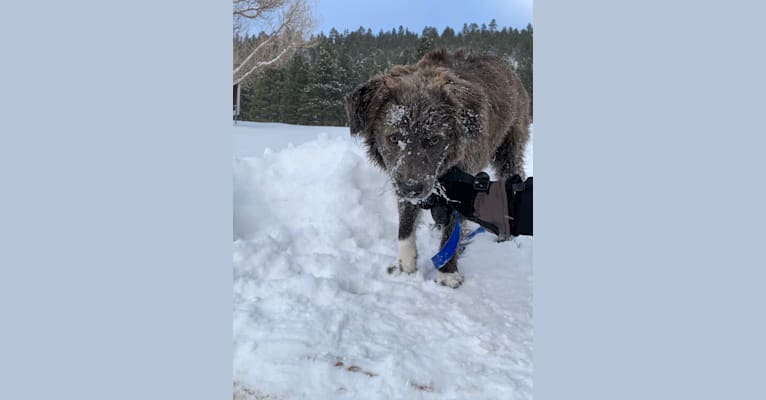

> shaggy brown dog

[{"left": 345, "top": 48, "right": 530, "bottom": 288}]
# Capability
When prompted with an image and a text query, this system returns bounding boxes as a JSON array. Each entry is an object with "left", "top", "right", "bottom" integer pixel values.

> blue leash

[{"left": 431, "top": 211, "right": 486, "bottom": 269}]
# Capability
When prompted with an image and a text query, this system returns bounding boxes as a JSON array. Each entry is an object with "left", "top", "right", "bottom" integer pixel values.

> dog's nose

[{"left": 399, "top": 182, "right": 424, "bottom": 197}]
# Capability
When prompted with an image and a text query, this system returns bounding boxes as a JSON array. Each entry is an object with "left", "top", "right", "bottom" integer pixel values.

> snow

[
  {"left": 233, "top": 121, "right": 349, "bottom": 158},
  {"left": 233, "top": 121, "right": 533, "bottom": 399},
  {"left": 385, "top": 104, "right": 408, "bottom": 126}
]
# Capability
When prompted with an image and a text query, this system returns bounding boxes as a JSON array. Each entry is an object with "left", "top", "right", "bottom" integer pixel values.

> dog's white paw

[
  {"left": 435, "top": 271, "right": 464, "bottom": 288},
  {"left": 387, "top": 258, "right": 418, "bottom": 275}
]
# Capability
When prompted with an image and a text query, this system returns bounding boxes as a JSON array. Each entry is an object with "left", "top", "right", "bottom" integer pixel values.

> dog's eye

[{"left": 387, "top": 134, "right": 400, "bottom": 145}]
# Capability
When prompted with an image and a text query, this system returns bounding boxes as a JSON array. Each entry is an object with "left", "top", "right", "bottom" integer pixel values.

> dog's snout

[{"left": 399, "top": 182, "right": 424, "bottom": 197}]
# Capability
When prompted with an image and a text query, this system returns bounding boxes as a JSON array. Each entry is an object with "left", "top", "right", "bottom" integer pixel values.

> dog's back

[{"left": 416, "top": 48, "right": 530, "bottom": 177}]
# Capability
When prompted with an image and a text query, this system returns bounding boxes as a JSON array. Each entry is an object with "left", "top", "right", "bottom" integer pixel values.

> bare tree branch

[
  {"left": 232, "top": 0, "right": 312, "bottom": 83},
  {"left": 233, "top": 13, "right": 292, "bottom": 77},
  {"left": 234, "top": 47, "right": 291, "bottom": 85}
]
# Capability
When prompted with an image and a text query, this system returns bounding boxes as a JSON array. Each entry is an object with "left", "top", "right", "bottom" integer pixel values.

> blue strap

[
  {"left": 431, "top": 212, "right": 488, "bottom": 269},
  {"left": 431, "top": 211, "right": 462, "bottom": 269},
  {"left": 458, "top": 226, "right": 486, "bottom": 255},
  {"left": 464, "top": 226, "right": 486, "bottom": 241}
]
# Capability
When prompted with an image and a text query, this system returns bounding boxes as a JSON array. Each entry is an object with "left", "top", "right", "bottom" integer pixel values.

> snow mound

[{"left": 234, "top": 131, "right": 533, "bottom": 399}]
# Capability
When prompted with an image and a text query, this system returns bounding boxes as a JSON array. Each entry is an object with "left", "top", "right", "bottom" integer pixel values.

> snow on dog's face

[
  {"left": 345, "top": 68, "right": 484, "bottom": 202},
  {"left": 376, "top": 101, "right": 457, "bottom": 201}
]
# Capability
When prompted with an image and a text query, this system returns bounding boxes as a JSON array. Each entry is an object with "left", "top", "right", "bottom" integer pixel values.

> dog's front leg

[
  {"left": 434, "top": 213, "right": 464, "bottom": 288},
  {"left": 387, "top": 200, "right": 420, "bottom": 275}
]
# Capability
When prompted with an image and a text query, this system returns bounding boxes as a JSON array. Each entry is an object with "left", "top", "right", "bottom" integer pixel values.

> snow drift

[{"left": 233, "top": 123, "right": 533, "bottom": 399}]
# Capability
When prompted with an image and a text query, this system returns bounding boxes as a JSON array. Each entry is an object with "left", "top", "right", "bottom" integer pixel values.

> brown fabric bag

[{"left": 473, "top": 180, "right": 512, "bottom": 239}]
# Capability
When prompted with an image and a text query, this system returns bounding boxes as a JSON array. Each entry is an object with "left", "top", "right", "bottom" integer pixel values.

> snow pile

[{"left": 234, "top": 124, "right": 533, "bottom": 399}]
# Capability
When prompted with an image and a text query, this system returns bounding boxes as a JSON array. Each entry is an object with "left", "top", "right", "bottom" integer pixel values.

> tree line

[{"left": 235, "top": 21, "right": 533, "bottom": 126}]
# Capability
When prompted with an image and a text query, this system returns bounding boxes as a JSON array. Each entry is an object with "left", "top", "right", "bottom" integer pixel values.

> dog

[{"left": 344, "top": 48, "right": 530, "bottom": 288}]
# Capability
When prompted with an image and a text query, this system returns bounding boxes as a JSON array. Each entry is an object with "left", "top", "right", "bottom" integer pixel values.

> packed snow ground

[{"left": 233, "top": 122, "right": 533, "bottom": 399}]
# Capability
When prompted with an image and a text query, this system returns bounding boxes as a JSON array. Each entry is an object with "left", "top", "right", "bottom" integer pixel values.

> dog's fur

[{"left": 345, "top": 49, "right": 530, "bottom": 287}]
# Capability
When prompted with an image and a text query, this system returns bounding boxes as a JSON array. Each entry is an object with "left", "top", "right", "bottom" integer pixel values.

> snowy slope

[
  {"left": 233, "top": 121, "right": 350, "bottom": 158},
  {"left": 233, "top": 123, "right": 533, "bottom": 399}
]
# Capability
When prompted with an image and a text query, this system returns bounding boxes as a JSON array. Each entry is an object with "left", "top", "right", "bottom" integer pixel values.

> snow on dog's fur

[{"left": 345, "top": 48, "right": 530, "bottom": 288}]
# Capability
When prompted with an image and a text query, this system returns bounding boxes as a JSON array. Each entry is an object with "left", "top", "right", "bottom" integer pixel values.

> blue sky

[{"left": 311, "top": 0, "right": 532, "bottom": 35}]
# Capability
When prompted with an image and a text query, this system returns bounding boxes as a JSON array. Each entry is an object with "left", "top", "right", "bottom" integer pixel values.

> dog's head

[{"left": 345, "top": 68, "right": 487, "bottom": 202}]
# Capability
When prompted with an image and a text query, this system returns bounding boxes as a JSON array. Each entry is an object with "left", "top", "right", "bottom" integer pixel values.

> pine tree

[
  {"left": 516, "top": 24, "right": 533, "bottom": 117},
  {"left": 239, "top": 22, "right": 534, "bottom": 125},
  {"left": 417, "top": 26, "right": 438, "bottom": 58},
  {"left": 246, "top": 68, "right": 285, "bottom": 121},
  {"left": 441, "top": 26, "right": 456, "bottom": 46},
  {"left": 282, "top": 55, "right": 310, "bottom": 124},
  {"left": 238, "top": 80, "right": 256, "bottom": 121},
  {"left": 301, "top": 45, "right": 346, "bottom": 125}
]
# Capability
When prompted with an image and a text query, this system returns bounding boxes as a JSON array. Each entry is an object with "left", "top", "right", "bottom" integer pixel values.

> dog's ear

[
  {"left": 345, "top": 77, "right": 388, "bottom": 136},
  {"left": 441, "top": 78, "right": 487, "bottom": 138},
  {"left": 345, "top": 77, "right": 389, "bottom": 169}
]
